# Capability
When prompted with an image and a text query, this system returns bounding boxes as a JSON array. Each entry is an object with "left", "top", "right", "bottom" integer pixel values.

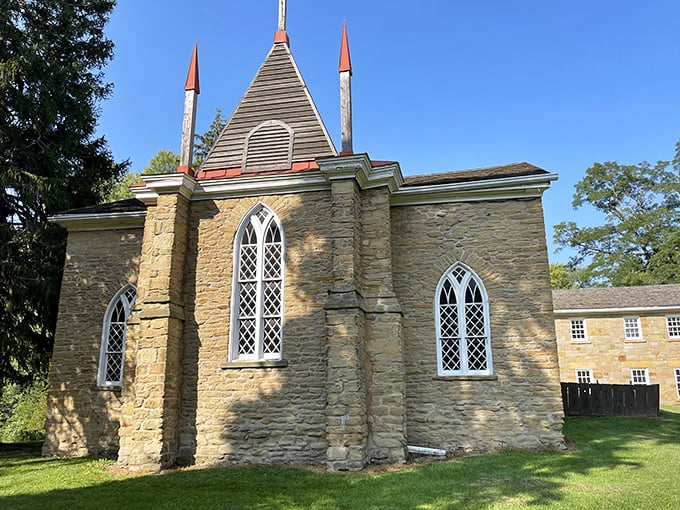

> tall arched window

[
  {"left": 230, "top": 204, "right": 284, "bottom": 361},
  {"left": 98, "top": 284, "right": 136, "bottom": 386},
  {"left": 435, "top": 263, "right": 492, "bottom": 376}
]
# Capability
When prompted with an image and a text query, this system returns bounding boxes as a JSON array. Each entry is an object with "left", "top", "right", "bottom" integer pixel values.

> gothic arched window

[
  {"left": 435, "top": 263, "right": 492, "bottom": 376},
  {"left": 98, "top": 284, "right": 136, "bottom": 386},
  {"left": 230, "top": 204, "right": 284, "bottom": 361}
]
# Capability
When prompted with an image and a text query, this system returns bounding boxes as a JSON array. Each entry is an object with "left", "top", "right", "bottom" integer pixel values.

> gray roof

[
  {"left": 402, "top": 162, "right": 548, "bottom": 187},
  {"left": 552, "top": 285, "right": 680, "bottom": 311},
  {"left": 54, "top": 198, "right": 146, "bottom": 216},
  {"left": 201, "top": 42, "right": 336, "bottom": 171}
]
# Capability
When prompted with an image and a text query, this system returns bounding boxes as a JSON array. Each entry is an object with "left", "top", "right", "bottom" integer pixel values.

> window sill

[
  {"left": 433, "top": 375, "right": 498, "bottom": 381},
  {"left": 92, "top": 385, "right": 122, "bottom": 392},
  {"left": 624, "top": 338, "right": 645, "bottom": 343},
  {"left": 221, "top": 359, "right": 288, "bottom": 370}
]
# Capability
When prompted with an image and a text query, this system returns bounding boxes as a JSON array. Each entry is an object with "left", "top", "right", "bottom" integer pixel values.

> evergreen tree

[
  {"left": 193, "top": 108, "right": 226, "bottom": 170},
  {"left": 0, "top": 0, "right": 126, "bottom": 390}
]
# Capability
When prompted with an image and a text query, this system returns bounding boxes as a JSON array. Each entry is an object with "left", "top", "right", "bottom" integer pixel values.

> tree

[
  {"left": 549, "top": 262, "right": 594, "bottom": 289},
  {"left": 106, "top": 107, "right": 227, "bottom": 201},
  {"left": 554, "top": 140, "right": 680, "bottom": 286},
  {"left": 193, "top": 108, "right": 226, "bottom": 170},
  {"left": 0, "top": 0, "right": 126, "bottom": 391},
  {"left": 143, "top": 149, "right": 180, "bottom": 175},
  {"left": 106, "top": 149, "right": 180, "bottom": 201}
]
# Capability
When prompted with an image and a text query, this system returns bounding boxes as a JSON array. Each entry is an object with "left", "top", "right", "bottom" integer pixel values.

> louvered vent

[{"left": 243, "top": 120, "right": 294, "bottom": 173}]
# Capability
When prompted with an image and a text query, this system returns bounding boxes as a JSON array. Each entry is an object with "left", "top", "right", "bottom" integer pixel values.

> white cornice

[
  {"left": 317, "top": 154, "right": 404, "bottom": 193},
  {"left": 390, "top": 173, "right": 558, "bottom": 206},
  {"left": 134, "top": 173, "right": 197, "bottom": 204},
  {"left": 49, "top": 211, "right": 145, "bottom": 232},
  {"left": 554, "top": 306, "right": 680, "bottom": 317},
  {"left": 191, "top": 171, "right": 331, "bottom": 201}
]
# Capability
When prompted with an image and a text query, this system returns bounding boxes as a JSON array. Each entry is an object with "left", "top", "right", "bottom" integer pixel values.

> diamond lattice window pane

[
  {"left": 262, "top": 318, "right": 282, "bottom": 354},
  {"left": 239, "top": 245, "right": 258, "bottom": 281},
  {"left": 107, "top": 323, "right": 125, "bottom": 352},
  {"left": 239, "top": 282, "right": 257, "bottom": 317},
  {"left": 441, "top": 337, "right": 461, "bottom": 371},
  {"left": 239, "top": 319, "right": 257, "bottom": 355},
  {"left": 124, "top": 287, "right": 136, "bottom": 305},
  {"left": 451, "top": 266, "right": 466, "bottom": 283},
  {"left": 466, "top": 336, "right": 488, "bottom": 370},
  {"left": 255, "top": 207, "right": 270, "bottom": 224},
  {"left": 263, "top": 281, "right": 281, "bottom": 316},
  {"left": 263, "top": 244, "right": 282, "bottom": 279},
  {"left": 439, "top": 304, "right": 459, "bottom": 338},
  {"left": 105, "top": 352, "right": 123, "bottom": 382},
  {"left": 465, "top": 303, "right": 486, "bottom": 337}
]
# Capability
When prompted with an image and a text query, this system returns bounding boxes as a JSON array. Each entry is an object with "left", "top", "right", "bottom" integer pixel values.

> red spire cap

[
  {"left": 339, "top": 21, "right": 352, "bottom": 74},
  {"left": 184, "top": 43, "right": 200, "bottom": 93}
]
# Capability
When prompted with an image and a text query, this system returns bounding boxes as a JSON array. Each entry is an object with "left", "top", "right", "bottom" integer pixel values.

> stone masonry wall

[
  {"left": 391, "top": 198, "right": 564, "bottom": 452},
  {"left": 556, "top": 315, "right": 680, "bottom": 405},
  {"left": 117, "top": 193, "right": 191, "bottom": 472},
  {"left": 43, "top": 228, "right": 142, "bottom": 457},
  {"left": 178, "top": 192, "right": 333, "bottom": 467}
]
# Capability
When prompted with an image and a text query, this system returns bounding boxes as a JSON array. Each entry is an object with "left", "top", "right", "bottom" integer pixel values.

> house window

[
  {"left": 675, "top": 369, "right": 680, "bottom": 399},
  {"left": 435, "top": 263, "right": 492, "bottom": 376},
  {"left": 576, "top": 369, "right": 593, "bottom": 384},
  {"left": 98, "top": 284, "right": 136, "bottom": 387},
  {"left": 631, "top": 368, "right": 649, "bottom": 385},
  {"left": 667, "top": 316, "right": 680, "bottom": 338},
  {"left": 230, "top": 204, "right": 284, "bottom": 362},
  {"left": 569, "top": 319, "right": 588, "bottom": 342},
  {"left": 624, "top": 316, "right": 642, "bottom": 340}
]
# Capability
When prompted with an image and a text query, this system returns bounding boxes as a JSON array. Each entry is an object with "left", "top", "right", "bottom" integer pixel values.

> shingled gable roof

[
  {"left": 402, "top": 162, "right": 549, "bottom": 187},
  {"left": 553, "top": 284, "right": 680, "bottom": 313},
  {"left": 200, "top": 41, "right": 336, "bottom": 173}
]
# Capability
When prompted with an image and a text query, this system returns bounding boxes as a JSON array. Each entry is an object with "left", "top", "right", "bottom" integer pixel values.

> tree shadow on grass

[{"left": 2, "top": 409, "right": 679, "bottom": 509}]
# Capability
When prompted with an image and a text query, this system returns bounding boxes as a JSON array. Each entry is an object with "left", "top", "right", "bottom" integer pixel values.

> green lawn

[{"left": 2, "top": 408, "right": 680, "bottom": 509}]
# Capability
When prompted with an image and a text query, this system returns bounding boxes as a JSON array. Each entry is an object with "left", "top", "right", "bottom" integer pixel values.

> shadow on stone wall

[
  {"left": 43, "top": 229, "right": 142, "bottom": 458},
  {"left": 178, "top": 194, "right": 331, "bottom": 467}
]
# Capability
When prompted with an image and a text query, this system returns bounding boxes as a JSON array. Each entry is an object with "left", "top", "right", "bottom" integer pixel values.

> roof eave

[
  {"left": 390, "top": 172, "right": 558, "bottom": 206},
  {"left": 554, "top": 305, "right": 680, "bottom": 317},
  {"left": 48, "top": 211, "right": 146, "bottom": 232}
]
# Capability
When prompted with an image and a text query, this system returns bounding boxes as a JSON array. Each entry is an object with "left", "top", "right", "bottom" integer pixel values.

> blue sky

[{"left": 99, "top": 1, "right": 680, "bottom": 262}]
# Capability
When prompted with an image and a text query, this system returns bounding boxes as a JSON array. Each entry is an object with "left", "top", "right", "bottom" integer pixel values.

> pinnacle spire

[
  {"left": 184, "top": 42, "right": 200, "bottom": 93},
  {"left": 339, "top": 21, "right": 352, "bottom": 74},
  {"left": 178, "top": 43, "right": 200, "bottom": 175},
  {"left": 339, "top": 21, "right": 353, "bottom": 155}
]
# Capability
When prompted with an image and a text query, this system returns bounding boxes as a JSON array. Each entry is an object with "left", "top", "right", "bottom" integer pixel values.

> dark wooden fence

[{"left": 561, "top": 382, "right": 660, "bottom": 417}]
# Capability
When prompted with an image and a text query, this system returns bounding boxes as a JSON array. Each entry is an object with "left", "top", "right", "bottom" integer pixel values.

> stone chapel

[{"left": 43, "top": 4, "right": 565, "bottom": 472}]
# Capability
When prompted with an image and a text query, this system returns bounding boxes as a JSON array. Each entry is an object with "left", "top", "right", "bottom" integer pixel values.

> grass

[{"left": 1, "top": 408, "right": 680, "bottom": 509}]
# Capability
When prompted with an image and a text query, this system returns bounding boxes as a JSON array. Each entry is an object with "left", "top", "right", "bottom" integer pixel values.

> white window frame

[
  {"left": 229, "top": 203, "right": 284, "bottom": 362},
  {"left": 666, "top": 315, "right": 680, "bottom": 339},
  {"left": 623, "top": 316, "right": 642, "bottom": 340},
  {"left": 630, "top": 368, "right": 649, "bottom": 385},
  {"left": 569, "top": 318, "right": 588, "bottom": 342},
  {"left": 97, "top": 283, "right": 136, "bottom": 387},
  {"left": 675, "top": 368, "right": 680, "bottom": 399},
  {"left": 575, "top": 368, "right": 593, "bottom": 384},
  {"left": 435, "top": 262, "right": 492, "bottom": 376}
]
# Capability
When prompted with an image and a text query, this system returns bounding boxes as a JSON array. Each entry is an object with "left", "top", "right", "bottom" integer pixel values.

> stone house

[
  {"left": 43, "top": 8, "right": 564, "bottom": 472},
  {"left": 554, "top": 284, "right": 680, "bottom": 405}
]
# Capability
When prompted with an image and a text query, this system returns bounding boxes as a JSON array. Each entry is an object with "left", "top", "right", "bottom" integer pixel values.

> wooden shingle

[{"left": 201, "top": 42, "right": 336, "bottom": 172}]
